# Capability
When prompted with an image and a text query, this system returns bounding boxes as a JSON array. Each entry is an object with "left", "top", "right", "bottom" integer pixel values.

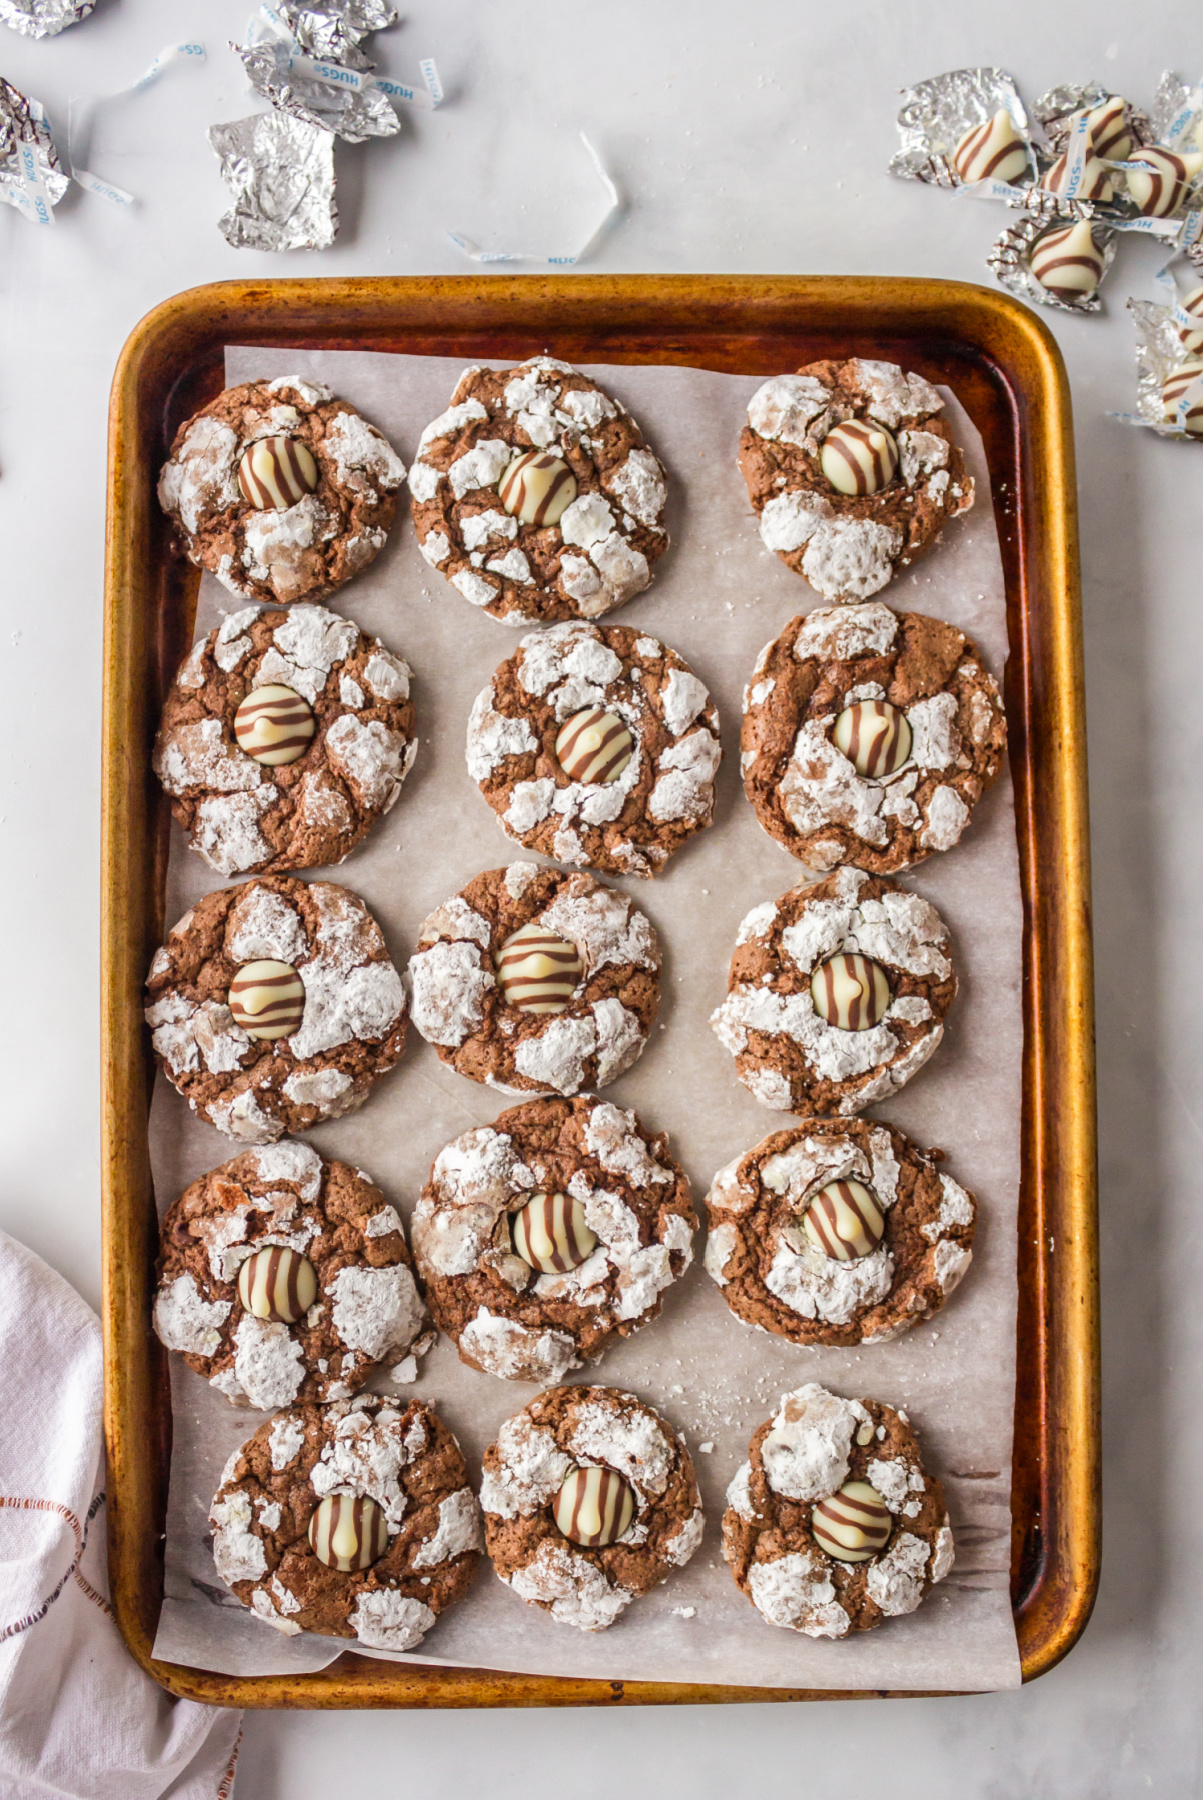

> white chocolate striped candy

[
  {"left": 811, "top": 1480, "right": 891, "bottom": 1563},
  {"left": 832, "top": 701, "right": 912, "bottom": 778},
  {"left": 1161, "top": 361, "right": 1203, "bottom": 435},
  {"left": 233, "top": 684, "right": 316, "bottom": 767},
  {"left": 553, "top": 1466, "right": 636, "bottom": 1547},
  {"left": 555, "top": 708, "right": 633, "bottom": 783},
  {"left": 308, "top": 1493, "right": 388, "bottom": 1572},
  {"left": 803, "top": 1178, "right": 886, "bottom": 1261},
  {"left": 1177, "top": 284, "right": 1203, "bottom": 354},
  {"left": 952, "top": 110, "right": 1029, "bottom": 184},
  {"left": 1124, "top": 147, "right": 1203, "bottom": 218},
  {"left": 238, "top": 435, "right": 319, "bottom": 510},
  {"left": 1084, "top": 96, "right": 1132, "bottom": 162},
  {"left": 237, "top": 1245, "right": 319, "bottom": 1322},
  {"left": 495, "top": 923, "right": 583, "bottom": 1014},
  {"left": 1029, "top": 220, "right": 1104, "bottom": 302},
  {"left": 228, "top": 959, "right": 306, "bottom": 1040},
  {"left": 1041, "top": 147, "right": 1113, "bottom": 202},
  {"left": 819, "top": 421, "right": 899, "bottom": 497},
  {"left": 498, "top": 450, "right": 577, "bottom": 526},
  {"left": 512, "top": 1192, "right": 598, "bottom": 1273},
  {"left": 810, "top": 953, "right": 892, "bottom": 1031}
]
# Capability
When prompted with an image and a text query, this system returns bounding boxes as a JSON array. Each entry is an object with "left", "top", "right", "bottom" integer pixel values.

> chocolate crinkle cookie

[
  {"left": 412, "top": 1096, "right": 694, "bottom": 1384},
  {"left": 154, "top": 603, "right": 417, "bottom": 876},
  {"left": 704, "top": 1119, "right": 976, "bottom": 1346},
  {"left": 723, "top": 1384, "right": 953, "bottom": 1637},
  {"left": 145, "top": 876, "right": 407, "bottom": 1143},
  {"left": 153, "top": 1140, "right": 426, "bottom": 1408},
  {"left": 410, "top": 357, "right": 669, "bottom": 625},
  {"left": 710, "top": 866, "right": 956, "bottom": 1116},
  {"left": 739, "top": 359, "right": 974, "bottom": 603},
  {"left": 407, "top": 863, "right": 660, "bottom": 1097},
  {"left": 742, "top": 602, "right": 1007, "bottom": 874},
  {"left": 210, "top": 1396, "right": 482, "bottom": 1650},
  {"left": 467, "top": 622, "right": 721, "bottom": 877},
  {"left": 481, "top": 1385, "right": 703, "bottom": 1631},
  {"left": 158, "top": 375, "right": 407, "bottom": 606}
]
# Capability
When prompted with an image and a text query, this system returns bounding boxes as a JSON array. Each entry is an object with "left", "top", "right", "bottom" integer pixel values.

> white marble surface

[{"left": 0, "top": 0, "right": 1196, "bottom": 1791}]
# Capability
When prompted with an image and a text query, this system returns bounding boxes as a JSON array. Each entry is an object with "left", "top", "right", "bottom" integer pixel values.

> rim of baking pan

[{"left": 101, "top": 273, "right": 1098, "bottom": 1707}]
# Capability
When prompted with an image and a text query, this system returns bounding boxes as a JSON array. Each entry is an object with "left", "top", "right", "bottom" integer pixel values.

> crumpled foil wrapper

[
  {"left": 1126, "top": 298, "right": 1203, "bottom": 439},
  {"left": 233, "top": 37, "right": 399, "bottom": 142},
  {"left": 0, "top": 0, "right": 95, "bottom": 37},
  {"left": 890, "top": 65, "right": 1034, "bottom": 186},
  {"left": 1030, "top": 81, "right": 1151, "bottom": 155},
  {"left": 208, "top": 112, "right": 336, "bottom": 251},
  {"left": 273, "top": 0, "right": 396, "bottom": 68},
  {"left": 987, "top": 212, "right": 1117, "bottom": 313},
  {"left": 0, "top": 76, "right": 69, "bottom": 217}
]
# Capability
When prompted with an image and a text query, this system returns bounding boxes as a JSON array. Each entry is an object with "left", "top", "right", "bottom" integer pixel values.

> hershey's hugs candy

[
  {"left": 1176, "top": 284, "right": 1203, "bottom": 354},
  {"left": 952, "top": 110, "right": 1029, "bottom": 184},
  {"left": 237, "top": 1245, "right": 319, "bottom": 1322},
  {"left": 495, "top": 923, "right": 584, "bottom": 1014},
  {"left": 233, "top": 684, "right": 316, "bottom": 766},
  {"left": 227, "top": 960, "right": 306, "bottom": 1039},
  {"left": 512, "top": 1191, "right": 598, "bottom": 1273},
  {"left": 819, "top": 420, "right": 899, "bottom": 497},
  {"left": 1041, "top": 145, "right": 1113, "bottom": 203},
  {"left": 1161, "top": 361, "right": 1203, "bottom": 435},
  {"left": 499, "top": 450, "right": 578, "bottom": 526},
  {"left": 1029, "top": 220, "right": 1105, "bottom": 302},
  {"left": 238, "top": 435, "right": 319, "bottom": 510},
  {"left": 1084, "top": 95, "right": 1133, "bottom": 162},
  {"left": 803, "top": 1178, "right": 886, "bottom": 1261},
  {"left": 832, "top": 700, "right": 912, "bottom": 778},
  {"left": 555, "top": 708, "right": 634, "bottom": 783},
  {"left": 308, "top": 1493, "right": 388, "bottom": 1572},
  {"left": 810, "top": 953, "right": 892, "bottom": 1031},
  {"left": 811, "top": 1480, "right": 892, "bottom": 1562},
  {"left": 1124, "top": 147, "right": 1203, "bottom": 218},
  {"left": 553, "top": 1465, "right": 636, "bottom": 1547}
]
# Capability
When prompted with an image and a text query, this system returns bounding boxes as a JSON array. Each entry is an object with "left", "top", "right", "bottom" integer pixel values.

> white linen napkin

[{"left": 0, "top": 1228, "right": 242, "bottom": 1799}]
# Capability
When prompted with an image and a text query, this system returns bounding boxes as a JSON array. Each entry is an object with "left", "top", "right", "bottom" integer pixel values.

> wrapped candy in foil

[
  {"left": 987, "top": 211, "right": 1117, "bottom": 314},
  {"left": 1121, "top": 299, "right": 1203, "bottom": 439},
  {"left": 1031, "top": 82, "right": 1150, "bottom": 157},
  {"left": 208, "top": 112, "right": 336, "bottom": 252},
  {"left": 0, "top": 77, "right": 69, "bottom": 222},
  {"left": 0, "top": 0, "right": 96, "bottom": 36},
  {"left": 233, "top": 36, "right": 399, "bottom": 142},
  {"left": 889, "top": 66, "right": 1035, "bottom": 187},
  {"left": 271, "top": 0, "right": 397, "bottom": 68}
]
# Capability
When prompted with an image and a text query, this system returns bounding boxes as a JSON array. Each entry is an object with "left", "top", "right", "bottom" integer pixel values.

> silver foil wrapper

[
  {"left": 233, "top": 38, "right": 399, "bottom": 142},
  {"left": 890, "top": 66, "right": 1034, "bottom": 186},
  {"left": 272, "top": 1, "right": 396, "bottom": 67},
  {"left": 0, "top": 0, "right": 96, "bottom": 36},
  {"left": 987, "top": 213, "right": 1117, "bottom": 314},
  {"left": 0, "top": 76, "right": 68, "bottom": 219},
  {"left": 208, "top": 112, "right": 336, "bottom": 252},
  {"left": 1125, "top": 298, "right": 1203, "bottom": 439}
]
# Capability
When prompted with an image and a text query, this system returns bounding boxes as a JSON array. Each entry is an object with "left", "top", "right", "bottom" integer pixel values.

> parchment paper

[{"left": 148, "top": 346, "right": 1023, "bottom": 1691}]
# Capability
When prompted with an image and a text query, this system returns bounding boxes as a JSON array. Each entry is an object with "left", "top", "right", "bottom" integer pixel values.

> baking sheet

[{"left": 148, "top": 346, "right": 1022, "bottom": 1691}]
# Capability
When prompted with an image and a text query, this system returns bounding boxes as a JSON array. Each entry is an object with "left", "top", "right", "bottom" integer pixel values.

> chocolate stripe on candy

[
  {"left": 512, "top": 1192, "right": 598, "bottom": 1274},
  {"left": 832, "top": 700, "right": 912, "bottom": 778},
  {"left": 952, "top": 110, "right": 1029, "bottom": 184},
  {"left": 1085, "top": 96, "right": 1132, "bottom": 162},
  {"left": 553, "top": 1466, "right": 636, "bottom": 1547},
  {"left": 555, "top": 708, "right": 634, "bottom": 784},
  {"left": 1161, "top": 361, "right": 1203, "bottom": 435},
  {"left": 1177, "top": 284, "right": 1203, "bottom": 354},
  {"left": 810, "top": 953, "right": 892, "bottom": 1031},
  {"left": 811, "top": 1480, "right": 891, "bottom": 1563},
  {"left": 819, "top": 420, "right": 899, "bottom": 498},
  {"left": 495, "top": 923, "right": 583, "bottom": 1015},
  {"left": 237, "top": 1245, "right": 319, "bottom": 1322},
  {"left": 228, "top": 959, "right": 306, "bottom": 1040},
  {"left": 802, "top": 1178, "right": 886, "bottom": 1261},
  {"left": 498, "top": 450, "right": 578, "bottom": 527},
  {"left": 1029, "top": 220, "right": 1104, "bottom": 302},
  {"left": 1041, "top": 148, "right": 1113, "bottom": 203},
  {"left": 238, "top": 435, "right": 320, "bottom": 510},
  {"left": 308, "top": 1493, "right": 388, "bottom": 1572},
  {"left": 1125, "top": 147, "right": 1203, "bottom": 219},
  {"left": 233, "top": 683, "right": 317, "bottom": 767}
]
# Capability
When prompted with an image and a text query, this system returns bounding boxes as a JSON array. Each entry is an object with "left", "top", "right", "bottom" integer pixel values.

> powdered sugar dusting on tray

[{"left": 149, "top": 347, "right": 1023, "bottom": 1695}]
